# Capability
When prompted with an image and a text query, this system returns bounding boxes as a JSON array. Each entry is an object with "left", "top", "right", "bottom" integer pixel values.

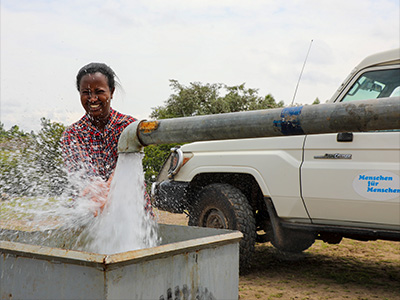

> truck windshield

[{"left": 341, "top": 68, "right": 400, "bottom": 102}]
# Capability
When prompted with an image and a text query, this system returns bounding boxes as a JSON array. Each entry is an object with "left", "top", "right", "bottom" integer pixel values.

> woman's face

[{"left": 79, "top": 72, "right": 114, "bottom": 122}]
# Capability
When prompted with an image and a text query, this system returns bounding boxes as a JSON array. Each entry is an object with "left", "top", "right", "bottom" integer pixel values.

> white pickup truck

[{"left": 152, "top": 48, "right": 400, "bottom": 268}]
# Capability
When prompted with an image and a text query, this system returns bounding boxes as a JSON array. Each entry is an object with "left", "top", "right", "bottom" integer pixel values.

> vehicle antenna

[{"left": 291, "top": 39, "right": 313, "bottom": 106}]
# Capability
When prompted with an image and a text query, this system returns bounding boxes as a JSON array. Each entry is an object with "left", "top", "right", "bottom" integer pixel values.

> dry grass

[{"left": 240, "top": 240, "right": 400, "bottom": 300}]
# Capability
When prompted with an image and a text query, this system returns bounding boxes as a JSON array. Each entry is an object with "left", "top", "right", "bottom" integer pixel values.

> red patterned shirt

[
  {"left": 61, "top": 108, "right": 135, "bottom": 181},
  {"left": 61, "top": 108, "right": 153, "bottom": 215}
]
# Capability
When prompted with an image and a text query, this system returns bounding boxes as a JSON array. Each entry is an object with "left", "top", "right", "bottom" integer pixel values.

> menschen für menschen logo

[{"left": 353, "top": 170, "right": 400, "bottom": 201}]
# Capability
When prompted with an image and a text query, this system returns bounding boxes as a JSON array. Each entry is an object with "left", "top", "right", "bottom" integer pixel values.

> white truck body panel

[
  {"left": 177, "top": 136, "right": 310, "bottom": 219},
  {"left": 302, "top": 131, "right": 400, "bottom": 229}
]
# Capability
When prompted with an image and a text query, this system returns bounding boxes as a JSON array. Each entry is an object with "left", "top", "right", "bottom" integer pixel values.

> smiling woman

[
  {"left": 60, "top": 62, "right": 152, "bottom": 216},
  {"left": 61, "top": 62, "right": 136, "bottom": 181},
  {"left": 79, "top": 72, "right": 114, "bottom": 130}
]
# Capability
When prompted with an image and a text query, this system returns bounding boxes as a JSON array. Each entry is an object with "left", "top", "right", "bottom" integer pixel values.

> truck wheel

[{"left": 188, "top": 183, "right": 256, "bottom": 270}]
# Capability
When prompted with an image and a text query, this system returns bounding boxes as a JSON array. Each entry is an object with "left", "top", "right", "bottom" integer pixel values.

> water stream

[{"left": 79, "top": 153, "right": 159, "bottom": 253}]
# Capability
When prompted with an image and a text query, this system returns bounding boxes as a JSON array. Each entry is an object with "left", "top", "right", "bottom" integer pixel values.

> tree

[
  {"left": 150, "top": 80, "right": 223, "bottom": 119},
  {"left": 8, "top": 125, "right": 27, "bottom": 137},
  {"left": 31, "top": 118, "right": 67, "bottom": 195},
  {"left": 142, "top": 143, "right": 180, "bottom": 188},
  {"left": 150, "top": 80, "right": 284, "bottom": 119},
  {"left": 0, "top": 123, "right": 6, "bottom": 138},
  {"left": 144, "top": 80, "right": 284, "bottom": 188},
  {"left": 312, "top": 98, "right": 320, "bottom": 105}
]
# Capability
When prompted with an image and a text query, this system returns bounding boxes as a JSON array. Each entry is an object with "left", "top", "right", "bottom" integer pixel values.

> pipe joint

[{"left": 118, "top": 121, "right": 145, "bottom": 153}]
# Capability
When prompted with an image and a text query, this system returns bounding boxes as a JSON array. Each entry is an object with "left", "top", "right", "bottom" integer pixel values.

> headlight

[
  {"left": 168, "top": 147, "right": 183, "bottom": 178},
  {"left": 168, "top": 147, "right": 193, "bottom": 179}
]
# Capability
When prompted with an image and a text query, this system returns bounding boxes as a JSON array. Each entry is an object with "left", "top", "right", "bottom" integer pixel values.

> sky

[{"left": 1, "top": 0, "right": 399, "bottom": 132}]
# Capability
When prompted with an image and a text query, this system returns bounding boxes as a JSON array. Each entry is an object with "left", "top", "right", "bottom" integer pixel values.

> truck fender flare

[{"left": 186, "top": 166, "right": 272, "bottom": 196}]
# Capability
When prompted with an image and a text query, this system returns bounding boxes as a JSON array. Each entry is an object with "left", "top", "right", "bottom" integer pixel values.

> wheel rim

[{"left": 203, "top": 209, "right": 228, "bottom": 229}]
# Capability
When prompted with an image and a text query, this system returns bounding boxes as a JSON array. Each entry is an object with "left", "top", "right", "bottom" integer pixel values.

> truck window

[
  {"left": 390, "top": 86, "right": 400, "bottom": 97},
  {"left": 341, "top": 68, "right": 400, "bottom": 102}
]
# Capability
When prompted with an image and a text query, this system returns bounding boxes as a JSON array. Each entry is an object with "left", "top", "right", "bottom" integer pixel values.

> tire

[{"left": 188, "top": 183, "right": 256, "bottom": 270}]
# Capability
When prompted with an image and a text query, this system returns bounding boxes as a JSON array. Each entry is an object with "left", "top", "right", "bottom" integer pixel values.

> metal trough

[{"left": 0, "top": 224, "right": 242, "bottom": 299}]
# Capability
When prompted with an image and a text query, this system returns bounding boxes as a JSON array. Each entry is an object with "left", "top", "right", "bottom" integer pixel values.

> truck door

[{"left": 301, "top": 66, "right": 400, "bottom": 229}]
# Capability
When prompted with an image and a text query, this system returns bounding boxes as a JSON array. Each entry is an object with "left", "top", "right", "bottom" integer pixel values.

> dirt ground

[{"left": 155, "top": 210, "right": 400, "bottom": 300}]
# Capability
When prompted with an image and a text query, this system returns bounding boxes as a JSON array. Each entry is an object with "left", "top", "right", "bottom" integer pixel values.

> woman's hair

[{"left": 76, "top": 62, "right": 118, "bottom": 91}]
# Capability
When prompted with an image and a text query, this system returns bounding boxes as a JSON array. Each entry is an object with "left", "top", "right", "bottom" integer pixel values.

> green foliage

[
  {"left": 8, "top": 125, "right": 27, "bottom": 137},
  {"left": 0, "top": 128, "right": 36, "bottom": 197},
  {"left": 151, "top": 80, "right": 284, "bottom": 119},
  {"left": 146, "top": 80, "right": 284, "bottom": 186},
  {"left": 312, "top": 97, "right": 320, "bottom": 105},
  {"left": 0, "top": 124, "right": 31, "bottom": 194},
  {"left": 0, "top": 123, "right": 28, "bottom": 141},
  {"left": 142, "top": 143, "right": 180, "bottom": 190},
  {"left": 0, "top": 123, "right": 6, "bottom": 138},
  {"left": 31, "top": 118, "right": 67, "bottom": 195}
]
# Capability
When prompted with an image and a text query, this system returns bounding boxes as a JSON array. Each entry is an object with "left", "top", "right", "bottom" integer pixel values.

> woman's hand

[{"left": 82, "top": 173, "right": 114, "bottom": 217}]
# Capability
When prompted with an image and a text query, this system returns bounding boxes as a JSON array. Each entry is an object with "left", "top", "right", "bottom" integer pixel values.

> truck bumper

[{"left": 151, "top": 180, "right": 189, "bottom": 213}]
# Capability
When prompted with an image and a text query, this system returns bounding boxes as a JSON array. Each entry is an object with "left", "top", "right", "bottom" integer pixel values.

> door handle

[{"left": 337, "top": 132, "right": 353, "bottom": 142}]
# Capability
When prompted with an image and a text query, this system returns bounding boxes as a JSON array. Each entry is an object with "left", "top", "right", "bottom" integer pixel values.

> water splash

[
  {"left": 0, "top": 153, "right": 159, "bottom": 254},
  {"left": 78, "top": 153, "right": 159, "bottom": 253}
]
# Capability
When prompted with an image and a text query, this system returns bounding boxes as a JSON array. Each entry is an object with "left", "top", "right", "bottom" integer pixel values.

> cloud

[{"left": 1, "top": 0, "right": 399, "bottom": 131}]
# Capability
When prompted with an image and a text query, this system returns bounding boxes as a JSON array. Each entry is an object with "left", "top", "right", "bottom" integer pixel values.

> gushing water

[
  {"left": 79, "top": 153, "right": 159, "bottom": 253},
  {"left": 0, "top": 152, "right": 159, "bottom": 254}
]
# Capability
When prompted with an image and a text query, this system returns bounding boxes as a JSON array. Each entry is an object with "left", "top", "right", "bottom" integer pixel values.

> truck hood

[{"left": 181, "top": 135, "right": 306, "bottom": 152}]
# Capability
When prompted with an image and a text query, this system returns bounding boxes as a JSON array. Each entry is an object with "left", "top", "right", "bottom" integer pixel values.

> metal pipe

[
  {"left": 118, "top": 97, "right": 400, "bottom": 153},
  {"left": 117, "top": 121, "right": 144, "bottom": 153}
]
